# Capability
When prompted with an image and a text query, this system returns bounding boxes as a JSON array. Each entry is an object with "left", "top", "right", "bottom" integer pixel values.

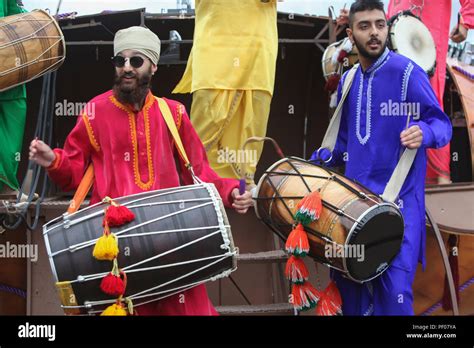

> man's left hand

[
  {"left": 400, "top": 125, "right": 423, "bottom": 149},
  {"left": 450, "top": 22, "right": 468, "bottom": 43},
  {"left": 231, "top": 188, "right": 253, "bottom": 214}
]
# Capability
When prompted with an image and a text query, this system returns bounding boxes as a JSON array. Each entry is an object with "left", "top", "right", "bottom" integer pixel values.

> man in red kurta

[
  {"left": 29, "top": 26, "right": 253, "bottom": 315},
  {"left": 387, "top": 0, "right": 474, "bottom": 184}
]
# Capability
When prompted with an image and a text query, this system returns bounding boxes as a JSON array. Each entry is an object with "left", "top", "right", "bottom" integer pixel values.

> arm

[
  {"left": 46, "top": 115, "right": 94, "bottom": 192},
  {"left": 172, "top": 102, "right": 240, "bottom": 208},
  {"left": 450, "top": 0, "right": 473, "bottom": 42},
  {"left": 460, "top": 0, "right": 474, "bottom": 29},
  {"left": 404, "top": 66, "right": 452, "bottom": 149}
]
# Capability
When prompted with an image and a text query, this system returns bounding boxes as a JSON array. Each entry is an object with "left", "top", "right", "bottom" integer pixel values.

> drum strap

[
  {"left": 155, "top": 97, "right": 201, "bottom": 184},
  {"left": 67, "top": 97, "right": 199, "bottom": 214},
  {"left": 320, "top": 64, "right": 418, "bottom": 203}
]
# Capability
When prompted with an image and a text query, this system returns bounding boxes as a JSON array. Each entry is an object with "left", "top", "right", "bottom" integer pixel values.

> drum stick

[
  {"left": 239, "top": 179, "right": 246, "bottom": 195},
  {"left": 240, "top": 136, "right": 285, "bottom": 194}
]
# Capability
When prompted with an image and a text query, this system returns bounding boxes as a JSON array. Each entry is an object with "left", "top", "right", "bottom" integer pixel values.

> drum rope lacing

[
  {"left": 256, "top": 157, "right": 385, "bottom": 274},
  {"left": 45, "top": 185, "right": 207, "bottom": 232},
  {"left": 50, "top": 201, "right": 218, "bottom": 256},
  {"left": 63, "top": 256, "right": 236, "bottom": 311}
]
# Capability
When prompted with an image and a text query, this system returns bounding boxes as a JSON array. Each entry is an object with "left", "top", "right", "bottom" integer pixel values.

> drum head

[
  {"left": 345, "top": 203, "right": 404, "bottom": 282},
  {"left": 390, "top": 15, "right": 436, "bottom": 74}
]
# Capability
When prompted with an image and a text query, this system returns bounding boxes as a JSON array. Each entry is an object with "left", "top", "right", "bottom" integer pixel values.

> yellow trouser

[{"left": 191, "top": 89, "right": 271, "bottom": 186}]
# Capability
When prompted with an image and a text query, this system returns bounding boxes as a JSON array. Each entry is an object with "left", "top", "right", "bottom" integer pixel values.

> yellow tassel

[
  {"left": 100, "top": 302, "right": 127, "bottom": 316},
  {"left": 93, "top": 226, "right": 119, "bottom": 261}
]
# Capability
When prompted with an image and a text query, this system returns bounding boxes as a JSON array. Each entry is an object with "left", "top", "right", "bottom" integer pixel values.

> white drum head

[{"left": 390, "top": 15, "right": 436, "bottom": 74}]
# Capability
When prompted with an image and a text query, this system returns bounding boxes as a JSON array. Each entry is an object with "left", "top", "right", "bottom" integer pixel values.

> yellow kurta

[
  {"left": 173, "top": 0, "right": 278, "bottom": 95},
  {"left": 173, "top": 0, "right": 279, "bottom": 185}
]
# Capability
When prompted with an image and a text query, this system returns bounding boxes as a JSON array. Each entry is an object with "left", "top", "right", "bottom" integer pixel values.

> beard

[
  {"left": 353, "top": 34, "right": 388, "bottom": 61},
  {"left": 113, "top": 67, "right": 153, "bottom": 106}
]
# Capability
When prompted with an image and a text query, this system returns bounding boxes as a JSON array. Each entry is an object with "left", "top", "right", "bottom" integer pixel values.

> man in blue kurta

[{"left": 311, "top": 0, "right": 452, "bottom": 315}]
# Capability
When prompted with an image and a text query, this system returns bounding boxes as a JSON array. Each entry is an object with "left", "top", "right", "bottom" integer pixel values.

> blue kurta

[{"left": 311, "top": 48, "right": 452, "bottom": 315}]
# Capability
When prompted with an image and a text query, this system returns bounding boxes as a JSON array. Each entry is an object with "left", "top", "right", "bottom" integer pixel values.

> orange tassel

[
  {"left": 285, "top": 255, "right": 309, "bottom": 284},
  {"left": 291, "top": 281, "right": 320, "bottom": 312},
  {"left": 316, "top": 281, "right": 342, "bottom": 316},
  {"left": 295, "top": 190, "right": 322, "bottom": 226},
  {"left": 285, "top": 223, "right": 310, "bottom": 256}
]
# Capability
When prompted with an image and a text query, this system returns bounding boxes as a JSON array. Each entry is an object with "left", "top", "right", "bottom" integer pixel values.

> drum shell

[
  {"left": 322, "top": 38, "right": 359, "bottom": 80},
  {"left": 0, "top": 10, "right": 66, "bottom": 92},
  {"left": 388, "top": 13, "right": 436, "bottom": 75},
  {"left": 43, "top": 184, "right": 236, "bottom": 315},
  {"left": 255, "top": 157, "right": 404, "bottom": 282}
]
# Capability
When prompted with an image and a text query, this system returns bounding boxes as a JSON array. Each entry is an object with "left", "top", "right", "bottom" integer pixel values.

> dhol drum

[
  {"left": 388, "top": 12, "right": 436, "bottom": 76},
  {"left": 0, "top": 9, "right": 65, "bottom": 92},
  {"left": 43, "top": 183, "right": 237, "bottom": 315},
  {"left": 322, "top": 37, "right": 359, "bottom": 81},
  {"left": 255, "top": 157, "right": 404, "bottom": 283}
]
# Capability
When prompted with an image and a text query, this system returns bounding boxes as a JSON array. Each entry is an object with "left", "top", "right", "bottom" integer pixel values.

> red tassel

[
  {"left": 285, "top": 255, "right": 309, "bottom": 284},
  {"left": 100, "top": 272, "right": 126, "bottom": 297},
  {"left": 316, "top": 281, "right": 342, "bottom": 316},
  {"left": 325, "top": 74, "right": 341, "bottom": 93},
  {"left": 104, "top": 204, "right": 135, "bottom": 227},
  {"left": 291, "top": 281, "right": 320, "bottom": 312},
  {"left": 285, "top": 224, "right": 310, "bottom": 256},
  {"left": 337, "top": 49, "right": 348, "bottom": 63},
  {"left": 442, "top": 235, "right": 460, "bottom": 311},
  {"left": 100, "top": 258, "right": 127, "bottom": 297},
  {"left": 295, "top": 190, "right": 323, "bottom": 226}
]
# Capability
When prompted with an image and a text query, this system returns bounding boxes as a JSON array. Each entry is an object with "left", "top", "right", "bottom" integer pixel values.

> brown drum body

[
  {"left": 255, "top": 157, "right": 404, "bottom": 282},
  {"left": 322, "top": 38, "right": 359, "bottom": 81},
  {"left": 0, "top": 9, "right": 65, "bottom": 92}
]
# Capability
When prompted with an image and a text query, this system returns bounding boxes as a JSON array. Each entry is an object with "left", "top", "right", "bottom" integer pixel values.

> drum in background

[
  {"left": 43, "top": 183, "right": 237, "bottom": 315},
  {"left": 388, "top": 12, "right": 436, "bottom": 76},
  {"left": 0, "top": 9, "right": 65, "bottom": 92},
  {"left": 322, "top": 38, "right": 358, "bottom": 81},
  {"left": 255, "top": 157, "right": 404, "bottom": 283}
]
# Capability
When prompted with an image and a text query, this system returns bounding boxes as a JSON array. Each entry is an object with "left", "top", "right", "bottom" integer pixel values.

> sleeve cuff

[
  {"left": 47, "top": 150, "right": 61, "bottom": 172},
  {"left": 414, "top": 121, "right": 435, "bottom": 148}
]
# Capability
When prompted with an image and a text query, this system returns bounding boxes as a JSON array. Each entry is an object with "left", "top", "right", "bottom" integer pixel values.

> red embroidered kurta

[{"left": 47, "top": 90, "right": 239, "bottom": 315}]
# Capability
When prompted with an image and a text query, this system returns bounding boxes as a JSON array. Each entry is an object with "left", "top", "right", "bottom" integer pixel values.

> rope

[
  {"left": 2, "top": 71, "right": 57, "bottom": 231},
  {"left": 452, "top": 65, "right": 474, "bottom": 80},
  {"left": 0, "top": 282, "right": 27, "bottom": 299},
  {"left": 421, "top": 276, "right": 474, "bottom": 316}
]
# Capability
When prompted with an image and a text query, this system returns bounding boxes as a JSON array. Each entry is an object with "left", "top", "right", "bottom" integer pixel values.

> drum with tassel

[
  {"left": 255, "top": 157, "right": 405, "bottom": 283},
  {"left": 0, "top": 9, "right": 66, "bottom": 92},
  {"left": 43, "top": 183, "right": 237, "bottom": 315},
  {"left": 321, "top": 37, "right": 359, "bottom": 81}
]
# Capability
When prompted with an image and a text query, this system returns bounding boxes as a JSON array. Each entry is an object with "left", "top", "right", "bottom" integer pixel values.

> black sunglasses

[{"left": 111, "top": 55, "right": 145, "bottom": 68}]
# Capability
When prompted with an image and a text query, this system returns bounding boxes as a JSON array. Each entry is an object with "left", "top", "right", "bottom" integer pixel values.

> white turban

[{"left": 114, "top": 26, "right": 161, "bottom": 65}]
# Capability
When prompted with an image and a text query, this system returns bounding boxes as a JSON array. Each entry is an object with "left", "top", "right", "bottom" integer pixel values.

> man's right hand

[{"left": 29, "top": 139, "right": 56, "bottom": 167}]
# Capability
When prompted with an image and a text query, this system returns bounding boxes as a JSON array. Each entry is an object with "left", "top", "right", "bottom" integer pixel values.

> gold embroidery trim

[
  {"left": 110, "top": 94, "right": 155, "bottom": 190},
  {"left": 82, "top": 113, "right": 100, "bottom": 152}
]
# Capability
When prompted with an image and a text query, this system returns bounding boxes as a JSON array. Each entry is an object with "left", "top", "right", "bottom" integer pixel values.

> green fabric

[
  {"left": 0, "top": 98, "right": 27, "bottom": 190},
  {"left": 0, "top": 0, "right": 27, "bottom": 190},
  {"left": 0, "top": 0, "right": 27, "bottom": 100}
]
